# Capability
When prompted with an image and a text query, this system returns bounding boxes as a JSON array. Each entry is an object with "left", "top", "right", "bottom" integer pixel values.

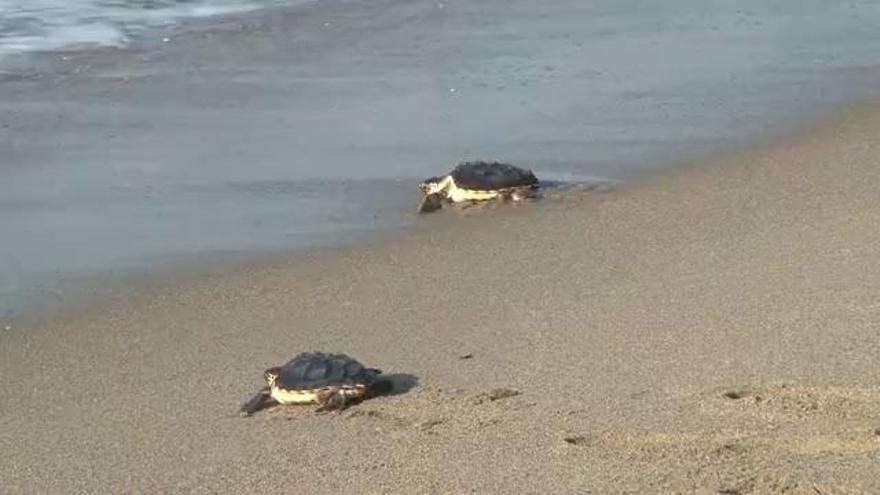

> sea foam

[{"left": 0, "top": 0, "right": 304, "bottom": 58}]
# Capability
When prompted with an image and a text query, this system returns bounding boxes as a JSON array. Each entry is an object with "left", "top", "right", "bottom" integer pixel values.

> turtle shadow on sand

[{"left": 373, "top": 373, "right": 419, "bottom": 397}]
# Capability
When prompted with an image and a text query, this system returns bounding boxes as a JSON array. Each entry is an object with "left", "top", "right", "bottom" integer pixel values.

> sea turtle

[
  {"left": 240, "top": 352, "right": 386, "bottom": 416},
  {"left": 418, "top": 161, "right": 540, "bottom": 213}
]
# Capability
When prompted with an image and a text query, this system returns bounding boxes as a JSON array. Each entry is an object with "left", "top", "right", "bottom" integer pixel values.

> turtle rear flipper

[
  {"left": 240, "top": 387, "right": 277, "bottom": 416},
  {"left": 504, "top": 186, "right": 538, "bottom": 202},
  {"left": 315, "top": 386, "right": 368, "bottom": 413},
  {"left": 314, "top": 391, "right": 348, "bottom": 413}
]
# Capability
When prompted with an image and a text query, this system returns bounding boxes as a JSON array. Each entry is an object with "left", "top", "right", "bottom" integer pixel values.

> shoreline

[
  {"left": 3, "top": 94, "right": 868, "bottom": 328},
  {"left": 2, "top": 179, "right": 613, "bottom": 328}
]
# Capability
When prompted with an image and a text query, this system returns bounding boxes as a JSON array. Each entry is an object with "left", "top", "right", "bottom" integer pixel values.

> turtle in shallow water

[
  {"left": 240, "top": 352, "right": 386, "bottom": 416},
  {"left": 418, "top": 161, "right": 540, "bottom": 213}
]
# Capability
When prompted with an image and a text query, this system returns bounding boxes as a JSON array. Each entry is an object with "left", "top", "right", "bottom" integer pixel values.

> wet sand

[{"left": 3, "top": 99, "right": 880, "bottom": 492}]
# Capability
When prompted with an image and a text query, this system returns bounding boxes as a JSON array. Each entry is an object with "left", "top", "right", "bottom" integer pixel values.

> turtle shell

[
  {"left": 275, "top": 352, "right": 379, "bottom": 391},
  {"left": 450, "top": 161, "right": 539, "bottom": 191}
]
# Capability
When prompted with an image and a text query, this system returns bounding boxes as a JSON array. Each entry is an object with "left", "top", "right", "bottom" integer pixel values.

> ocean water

[{"left": 2, "top": 0, "right": 880, "bottom": 317}]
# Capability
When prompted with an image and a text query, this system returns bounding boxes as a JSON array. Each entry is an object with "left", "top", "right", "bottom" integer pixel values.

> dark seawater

[{"left": 1, "top": 0, "right": 880, "bottom": 317}]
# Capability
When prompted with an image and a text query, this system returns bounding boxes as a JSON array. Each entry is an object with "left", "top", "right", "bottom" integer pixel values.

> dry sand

[{"left": 3, "top": 103, "right": 880, "bottom": 493}]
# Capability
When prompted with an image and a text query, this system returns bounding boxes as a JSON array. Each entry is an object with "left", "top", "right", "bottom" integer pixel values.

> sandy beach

[{"left": 2, "top": 97, "right": 880, "bottom": 493}]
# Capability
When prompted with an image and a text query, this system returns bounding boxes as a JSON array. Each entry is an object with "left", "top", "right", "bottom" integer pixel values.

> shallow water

[{"left": 1, "top": 0, "right": 880, "bottom": 317}]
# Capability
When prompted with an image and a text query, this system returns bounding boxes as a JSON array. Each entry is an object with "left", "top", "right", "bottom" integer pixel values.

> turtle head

[
  {"left": 417, "top": 175, "right": 455, "bottom": 213},
  {"left": 419, "top": 175, "right": 449, "bottom": 195},
  {"left": 264, "top": 367, "right": 282, "bottom": 388}
]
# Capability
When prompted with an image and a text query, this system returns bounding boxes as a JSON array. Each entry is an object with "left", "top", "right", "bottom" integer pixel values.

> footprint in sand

[
  {"left": 562, "top": 435, "right": 590, "bottom": 446},
  {"left": 472, "top": 388, "right": 521, "bottom": 405}
]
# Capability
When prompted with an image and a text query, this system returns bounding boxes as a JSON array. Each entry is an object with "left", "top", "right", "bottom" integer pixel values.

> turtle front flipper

[
  {"left": 418, "top": 192, "right": 445, "bottom": 213},
  {"left": 240, "top": 387, "right": 277, "bottom": 417}
]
